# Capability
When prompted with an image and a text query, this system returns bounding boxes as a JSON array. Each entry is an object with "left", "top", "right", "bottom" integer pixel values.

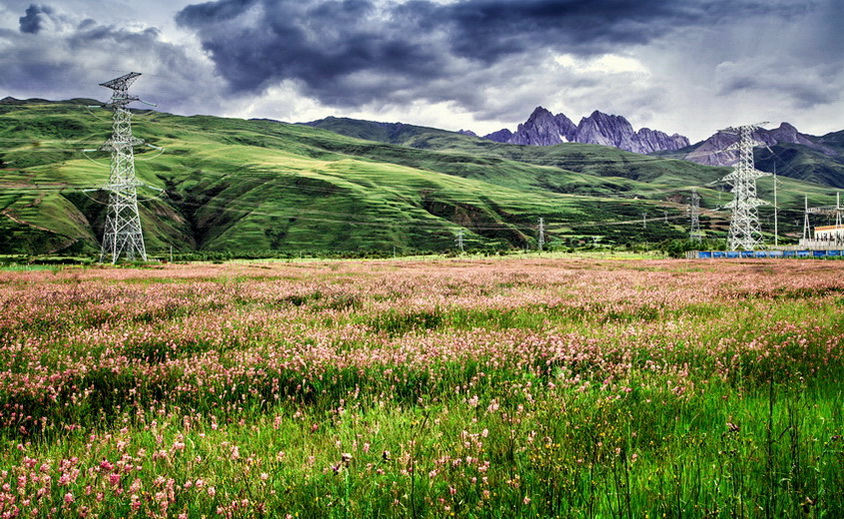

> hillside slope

[
  {"left": 308, "top": 115, "right": 844, "bottom": 191},
  {"left": 0, "top": 99, "right": 834, "bottom": 256}
]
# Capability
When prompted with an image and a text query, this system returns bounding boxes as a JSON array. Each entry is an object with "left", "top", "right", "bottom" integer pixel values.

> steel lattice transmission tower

[
  {"left": 689, "top": 188, "right": 702, "bottom": 242},
  {"left": 719, "top": 123, "right": 770, "bottom": 251},
  {"left": 97, "top": 72, "right": 150, "bottom": 263}
]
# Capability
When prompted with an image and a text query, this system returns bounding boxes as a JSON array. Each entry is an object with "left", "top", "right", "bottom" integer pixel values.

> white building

[{"left": 799, "top": 224, "right": 844, "bottom": 249}]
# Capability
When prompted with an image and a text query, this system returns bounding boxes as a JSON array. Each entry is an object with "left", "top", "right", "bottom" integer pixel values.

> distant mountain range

[
  {"left": 664, "top": 124, "right": 844, "bottom": 188},
  {"left": 469, "top": 107, "right": 844, "bottom": 189},
  {"left": 482, "top": 106, "right": 690, "bottom": 154},
  {"left": 2, "top": 97, "right": 842, "bottom": 256},
  {"left": 304, "top": 108, "right": 844, "bottom": 189}
]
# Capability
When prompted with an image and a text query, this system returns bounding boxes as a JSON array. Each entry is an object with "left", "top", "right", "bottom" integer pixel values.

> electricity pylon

[
  {"left": 456, "top": 229, "right": 465, "bottom": 253},
  {"left": 719, "top": 123, "right": 770, "bottom": 251},
  {"left": 97, "top": 72, "right": 149, "bottom": 263},
  {"left": 689, "top": 188, "right": 702, "bottom": 242}
]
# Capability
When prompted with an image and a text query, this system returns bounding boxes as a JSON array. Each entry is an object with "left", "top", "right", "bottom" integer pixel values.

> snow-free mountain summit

[{"left": 483, "top": 107, "right": 690, "bottom": 154}]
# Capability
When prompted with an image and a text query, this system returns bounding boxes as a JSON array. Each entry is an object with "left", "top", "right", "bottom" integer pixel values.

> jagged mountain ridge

[
  {"left": 301, "top": 110, "right": 844, "bottom": 188},
  {"left": 484, "top": 106, "right": 690, "bottom": 154},
  {"left": 683, "top": 122, "right": 838, "bottom": 166}
]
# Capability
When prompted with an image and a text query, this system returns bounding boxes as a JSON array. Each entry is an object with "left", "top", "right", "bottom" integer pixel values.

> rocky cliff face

[
  {"left": 504, "top": 107, "right": 577, "bottom": 146},
  {"left": 684, "top": 123, "right": 836, "bottom": 166},
  {"left": 483, "top": 106, "right": 690, "bottom": 154}
]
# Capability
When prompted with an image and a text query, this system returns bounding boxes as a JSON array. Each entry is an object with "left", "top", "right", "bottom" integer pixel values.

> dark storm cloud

[
  {"left": 176, "top": 0, "right": 447, "bottom": 105},
  {"left": 19, "top": 4, "right": 57, "bottom": 34},
  {"left": 175, "top": 0, "right": 805, "bottom": 110},
  {"left": 716, "top": 64, "right": 841, "bottom": 111},
  {"left": 710, "top": 0, "right": 844, "bottom": 113},
  {"left": 1, "top": 4, "right": 218, "bottom": 115},
  {"left": 442, "top": 0, "right": 687, "bottom": 62}
]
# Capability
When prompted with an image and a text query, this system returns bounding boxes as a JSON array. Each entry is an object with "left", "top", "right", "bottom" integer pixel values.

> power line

[{"left": 163, "top": 193, "right": 695, "bottom": 231}]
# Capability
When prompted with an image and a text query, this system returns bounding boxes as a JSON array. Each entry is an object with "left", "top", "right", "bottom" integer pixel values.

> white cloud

[{"left": 554, "top": 53, "right": 650, "bottom": 75}]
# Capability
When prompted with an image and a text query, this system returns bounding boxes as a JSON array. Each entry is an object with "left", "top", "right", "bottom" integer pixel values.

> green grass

[
  {"left": 1, "top": 258, "right": 844, "bottom": 517},
  {"left": 0, "top": 99, "right": 838, "bottom": 257}
]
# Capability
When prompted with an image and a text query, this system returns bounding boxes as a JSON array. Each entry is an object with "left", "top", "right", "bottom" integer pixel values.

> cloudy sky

[{"left": 0, "top": 0, "right": 841, "bottom": 142}]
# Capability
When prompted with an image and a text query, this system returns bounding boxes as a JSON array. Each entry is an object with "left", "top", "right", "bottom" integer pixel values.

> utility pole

[
  {"left": 719, "top": 123, "right": 770, "bottom": 251},
  {"left": 689, "top": 189, "right": 702, "bottom": 242},
  {"left": 537, "top": 217, "right": 545, "bottom": 251},
  {"left": 803, "top": 194, "right": 810, "bottom": 241},
  {"left": 96, "top": 72, "right": 152, "bottom": 263},
  {"left": 456, "top": 229, "right": 465, "bottom": 253},
  {"left": 773, "top": 163, "right": 778, "bottom": 247}
]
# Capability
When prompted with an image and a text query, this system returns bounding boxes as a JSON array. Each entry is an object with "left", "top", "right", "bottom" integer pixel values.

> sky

[{"left": 0, "top": 0, "right": 841, "bottom": 142}]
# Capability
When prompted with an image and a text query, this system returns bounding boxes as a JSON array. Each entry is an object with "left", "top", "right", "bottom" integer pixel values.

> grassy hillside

[
  {"left": 652, "top": 131, "right": 844, "bottom": 189},
  {"left": 0, "top": 100, "right": 835, "bottom": 257},
  {"left": 818, "top": 130, "right": 844, "bottom": 154},
  {"left": 299, "top": 116, "right": 456, "bottom": 145},
  {"left": 299, "top": 115, "right": 840, "bottom": 211},
  {"left": 755, "top": 143, "right": 844, "bottom": 189}
]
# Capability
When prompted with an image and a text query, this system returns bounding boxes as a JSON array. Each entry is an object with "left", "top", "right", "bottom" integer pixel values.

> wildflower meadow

[{"left": 0, "top": 257, "right": 842, "bottom": 518}]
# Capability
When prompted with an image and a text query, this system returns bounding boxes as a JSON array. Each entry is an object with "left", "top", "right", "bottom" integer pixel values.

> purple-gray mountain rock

[
  {"left": 483, "top": 128, "right": 514, "bottom": 143},
  {"left": 685, "top": 123, "right": 835, "bottom": 166},
  {"left": 576, "top": 111, "right": 638, "bottom": 150},
  {"left": 485, "top": 106, "right": 690, "bottom": 154},
  {"left": 506, "top": 107, "right": 577, "bottom": 146},
  {"left": 636, "top": 127, "right": 691, "bottom": 154}
]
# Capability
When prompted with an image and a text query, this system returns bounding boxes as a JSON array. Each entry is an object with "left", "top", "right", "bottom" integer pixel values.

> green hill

[
  {"left": 0, "top": 99, "right": 835, "bottom": 257},
  {"left": 299, "top": 116, "right": 457, "bottom": 145},
  {"left": 818, "top": 130, "right": 844, "bottom": 155},
  {"left": 755, "top": 143, "right": 844, "bottom": 189}
]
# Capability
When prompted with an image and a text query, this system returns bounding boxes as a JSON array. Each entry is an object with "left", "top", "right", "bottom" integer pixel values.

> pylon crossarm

[{"left": 99, "top": 72, "right": 141, "bottom": 91}]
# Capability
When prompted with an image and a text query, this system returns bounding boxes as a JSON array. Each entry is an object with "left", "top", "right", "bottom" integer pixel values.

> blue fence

[{"left": 695, "top": 250, "right": 844, "bottom": 259}]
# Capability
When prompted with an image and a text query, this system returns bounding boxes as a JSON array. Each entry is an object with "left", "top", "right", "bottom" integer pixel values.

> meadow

[{"left": 0, "top": 257, "right": 842, "bottom": 518}]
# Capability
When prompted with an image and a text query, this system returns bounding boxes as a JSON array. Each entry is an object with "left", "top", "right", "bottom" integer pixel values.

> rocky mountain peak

[
  {"left": 483, "top": 106, "right": 689, "bottom": 154},
  {"left": 527, "top": 106, "right": 553, "bottom": 120},
  {"left": 504, "top": 106, "right": 577, "bottom": 146}
]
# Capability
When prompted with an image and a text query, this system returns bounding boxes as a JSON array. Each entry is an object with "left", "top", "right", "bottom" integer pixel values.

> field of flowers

[{"left": 1, "top": 257, "right": 843, "bottom": 518}]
